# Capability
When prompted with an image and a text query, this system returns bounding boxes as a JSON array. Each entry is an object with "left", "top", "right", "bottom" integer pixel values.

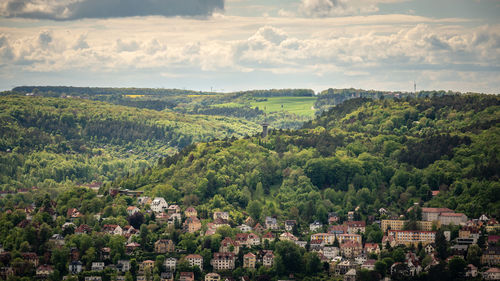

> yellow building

[
  {"left": 388, "top": 230, "right": 436, "bottom": 246},
  {"left": 243, "top": 253, "right": 256, "bottom": 269},
  {"left": 381, "top": 220, "right": 437, "bottom": 232}
]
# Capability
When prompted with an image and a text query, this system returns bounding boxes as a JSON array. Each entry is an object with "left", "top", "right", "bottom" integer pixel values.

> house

[
  {"left": 388, "top": 230, "right": 436, "bottom": 246},
  {"left": 238, "top": 224, "right": 252, "bottom": 233},
  {"left": 213, "top": 218, "right": 230, "bottom": 228},
  {"left": 168, "top": 213, "right": 182, "bottom": 225},
  {"left": 91, "top": 262, "right": 105, "bottom": 271},
  {"left": 160, "top": 271, "right": 174, "bottom": 281},
  {"left": 262, "top": 232, "right": 275, "bottom": 243},
  {"left": 421, "top": 208, "right": 453, "bottom": 221},
  {"left": 329, "top": 224, "right": 348, "bottom": 235},
  {"left": 265, "top": 216, "right": 278, "bottom": 230},
  {"left": 245, "top": 216, "right": 255, "bottom": 227},
  {"left": 253, "top": 223, "right": 265, "bottom": 233},
  {"left": 155, "top": 239, "right": 175, "bottom": 253},
  {"left": 167, "top": 205, "right": 181, "bottom": 214},
  {"left": 310, "top": 221, "right": 323, "bottom": 232},
  {"left": 0, "top": 267, "right": 14, "bottom": 279},
  {"left": 184, "top": 207, "right": 197, "bottom": 218},
  {"left": 183, "top": 217, "right": 202, "bottom": 233},
  {"left": 364, "top": 243, "right": 380, "bottom": 255},
  {"left": 21, "top": 252, "right": 39, "bottom": 267},
  {"left": 151, "top": 197, "right": 168, "bottom": 213},
  {"left": 335, "top": 260, "right": 354, "bottom": 275},
  {"left": 67, "top": 208, "right": 82, "bottom": 219},
  {"left": 156, "top": 212, "right": 170, "bottom": 224},
  {"left": 439, "top": 212, "right": 468, "bottom": 226},
  {"left": 140, "top": 260, "right": 155, "bottom": 273},
  {"left": 483, "top": 267, "right": 500, "bottom": 280},
  {"left": 311, "top": 233, "right": 336, "bottom": 245},
  {"left": 322, "top": 247, "right": 340, "bottom": 260},
  {"left": 126, "top": 206, "right": 140, "bottom": 216},
  {"left": 280, "top": 232, "right": 298, "bottom": 241},
  {"left": 481, "top": 246, "right": 500, "bottom": 266},
  {"left": 85, "top": 277, "right": 102, "bottom": 281},
  {"left": 220, "top": 237, "right": 239, "bottom": 254},
  {"left": 340, "top": 241, "right": 362, "bottom": 258},
  {"left": 337, "top": 233, "right": 362, "bottom": 244},
  {"left": 102, "top": 224, "right": 123, "bottom": 236},
  {"left": 361, "top": 259, "right": 376, "bottom": 270},
  {"left": 328, "top": 212, "right": 339, "bottom": 224},
  {"left": 213, "top": 211, "right": 229, "bottom": 220},
  {"left": 236, "top": 233, "right": 250, "bottom": 247},
  {"left": 345, "top": 221, "right": 366, "bottom": 234},
  {"left": 295, "top": 241, "right": 307, "bottom": 248},
  {"left": 50, "top": 234, "right": 65, "bottom": 246},
  {"left": 137, "top": 196, "right": 151, "bottom": 206},
  {"left": 465, "top": 264, "right": 478, "bottom": 278},
  {"left": 75, "top": 224, "right": 92, "bottom": 234},
  {"left": 125, "top": 242, "right": 140, "bottom": 254},
  {"left": 100, "top": 247, "right": 111, "bottom": 260},
  {"left": 185, "top": 254, "right": 203, "bottom": 270},
  {"left": 36, "top": 265, "right": 54, "bottom": 278},
  {"left": 211, "top": 252, "right": 236, "bottom": 270},
  {"left": 180, "top": 272, "right": 195, "bottom": 281},
  {"left": 348, "top": 211, "right": 355, "bottom": 221},
  {"left": 379, "top": 208, "right": 388, "bottom": 215},
  {"left": 69, "top": 261, "right": 83, "bottom": 274},
  {"left": 344, "top": 269, "right": 356, "bottom": 281},
  {"left": 247, "top": 233, "right": 260, "bottom": 246},
  {"left": 243, "top": 253, "right": 256, "bottom": 268},
  {"left": 262, "top": 251, "right": 274, "bottom": 267},
  {"left": 205, "top": 273, "right": 221, "bottom": 281},
  {"left": 164, "top": 257, "right": 177, "bottom": 271},
  {"left": 285, "top": 220, "right": 297, "bottom": 231},
  {"left": 116, "top": 260, "right": 130, "bottom": 273},
  {"left": 425, "top": 244, "right": 435, "bottom": 254}
]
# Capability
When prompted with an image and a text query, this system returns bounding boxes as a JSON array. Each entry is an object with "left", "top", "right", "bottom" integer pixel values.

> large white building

[{"left": 150, "top": 197, "right": 168, "bottom": 213}]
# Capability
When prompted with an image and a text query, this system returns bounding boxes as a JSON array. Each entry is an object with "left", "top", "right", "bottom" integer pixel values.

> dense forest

[
  {"left": 0, "top": 95, "right": 260, "bottom": 191},
  {"left": 112, "top": 94, "right": 500, "bottom": 222}
]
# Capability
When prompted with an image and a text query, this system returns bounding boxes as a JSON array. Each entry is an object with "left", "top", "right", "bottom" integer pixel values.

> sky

[{"left": 0, "top": 0, "right": 499, "bottom": 93}]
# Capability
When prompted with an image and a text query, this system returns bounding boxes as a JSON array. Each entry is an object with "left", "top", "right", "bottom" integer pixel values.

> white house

[{"left": 151, "top": 197, "right": 168, "bottom": 213}]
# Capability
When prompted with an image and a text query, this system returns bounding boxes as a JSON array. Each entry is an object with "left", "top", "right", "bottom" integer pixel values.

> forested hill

[
  {"left": 0, "top": 95, "right": 260, "bottom": 190},
  {"left": 113, "top": 94, "right": 500, "bottom": 222}
]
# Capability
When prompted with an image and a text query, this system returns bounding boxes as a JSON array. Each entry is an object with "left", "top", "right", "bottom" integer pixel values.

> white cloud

[{"left": 299, "top": 0, "right": 408, "bottom": 17}]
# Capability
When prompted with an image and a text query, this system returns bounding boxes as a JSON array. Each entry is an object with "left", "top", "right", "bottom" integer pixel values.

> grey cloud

[
  {"left": 38, "top": 31, "right": 53, "bottom": 48},
  {"left": 1, "top": 0, "right": 224, "bottom": 20},
  {"left": 115, "top": 39, "right": 139, "bottom": 52},
  {"left": 73, "top": 34, "right": 89, "bottom": 50}
]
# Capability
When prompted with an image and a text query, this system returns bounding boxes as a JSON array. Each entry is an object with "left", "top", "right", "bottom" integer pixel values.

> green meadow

[{"left": 250, "top": 96, "right": 317, "bottom": 117}]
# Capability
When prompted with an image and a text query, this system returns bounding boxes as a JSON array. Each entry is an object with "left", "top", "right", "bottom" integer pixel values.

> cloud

[
  {"left": 299, "top": 0, "right": 407, "bottom": 17},
  {"left": 0, "top": 0, "right": 224, "bottom": 20}
]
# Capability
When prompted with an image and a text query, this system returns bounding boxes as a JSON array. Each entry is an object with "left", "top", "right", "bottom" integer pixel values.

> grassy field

[{"left": 250, "top": 96, "right": 317, "bottom": 117}]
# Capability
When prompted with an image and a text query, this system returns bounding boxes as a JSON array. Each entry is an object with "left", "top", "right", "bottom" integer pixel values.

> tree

[
  {"left": 303, "top": 252, "right": 321, "bottom": 274},
  {"left": 466, "top": 244, "right": 481, "bottom": 266},
  {"left": 448, "top": 256, "right": 466, "bottom": 280},
  {"left": 435, "top": 230, "right": 448, "bottom": 260},
  {"left": 374, "top": 260, "right": 387, "bottom": 277},
  {"left": 247, "top": 201, "right": 262, "bottom": 221},
  {"left": 274, "top": 241, "right": 304, "bottom": 275},
  {"left": 128, "top": 212, "right": 145, "bottom": 229}
]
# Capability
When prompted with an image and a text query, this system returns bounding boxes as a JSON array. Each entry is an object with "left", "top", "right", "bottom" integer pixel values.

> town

[{"left": 1, "top": 187, "right": 499, "bottom": 281}]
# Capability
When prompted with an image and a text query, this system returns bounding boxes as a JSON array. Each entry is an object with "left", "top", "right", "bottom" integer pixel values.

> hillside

[
  {"left": 114, "top": 94, "right": 500, "bottom": 220},
  {"left": 0, "top": 95, "right": 260, "bottom": 190}
]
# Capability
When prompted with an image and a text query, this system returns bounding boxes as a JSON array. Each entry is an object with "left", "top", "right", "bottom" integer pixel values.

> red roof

[
  {"left": 486, "top": 267, "right": 500, "bottom": 273},
  {"left": 422, "top": 207, "right": 453, "bottom": 213},
  {"left": 185, "top": 254, "right": 202, "bottom": 259}
]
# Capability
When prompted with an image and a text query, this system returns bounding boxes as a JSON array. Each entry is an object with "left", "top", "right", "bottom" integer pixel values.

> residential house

[
  {"left": 91, "top": 262, "right": 105, "bottom": 271},
  {"left": 340, "top": 241, "right": 362, "bottom": 258},
  {"left": 184, "top": 217, "right": 202, "bottom": 233},
  {"left": 364, "top": 243, "right": 380, "bottom": 255},
  {"left": 36, "top": 265, "right": 54, "bottom": 278},
  {"left": 75, "top": 224, "right": 92, "bottom": 235},
  {"left": 213, "top": 218, "right": 230, "bottom": 228},
  {"left": 168, "top": 213, "right": 182, "bottom": 225},
  {"left": 140, "top": 260, "right": 155, "bottom": 274},
  {"left": 164, "top": 257, "right": 177, "bottom": 271},
  {"left": 284, "top": 220, "right": 297, "bottom": 231},
  {"left": 334, "top": 260, "right": 354, "bottom": 275},
  {"left": 322, "top": 247, "right": 340, "bottom": 260},
  {"left": 465, "top": 264, "right": 478, "bottom": 278},
  {"left": 247, "top": 233, "right": 260, "bottom": 246},
  {"left": 424, "top": 244, "right": 435, "bottom": 255},
  {"left": 328, "top": 212, "right": 339, "bottom": 224},
  {"left": 262, "top": 251, "right": 274, "bottom": 267},
  {"left": 125, "top": 242, "right": 140, "bottom": 254},
  {"left": 126, "top": 206, "right": 140, "bottom": 216},
  {"left": 421, "top": 208, "right": 453, "bottom": 221},
  {"left": 137, "top": 196, "right": 151, "bottom": 206},
  {"left": 329, "top": 225, "right": 348, "bottom": 235},
  {"left": 160, "top": 272, "right": 174, "bottom": 281},
  {"left": 116, "top": 260, "right": 130, "bottom": 273},
  {"left": 388, "top": 230, "right": 436, "bottom": 246},
  {"left": 100, "top": 247, "right": 111, "bottom": 260},
  {"left": 69, "top": 261, "right": 83, "bottom": 274},
  {"left": 220, "top": 237, "right": 239, "bottom": 254},
  {"left": 238, "top": 224, "right": 252, "bottom": 233},
  {"left": 184, "top": 207, "right": 197, "bottom": 218},
  {"left": 167, "top": 205, "right": 181, "bottom": 214},
  {"left": 483, "top": 267, "right": 500, "bottom": 280},
  {"left": 337, "top": 234, "right": 362, "bottom": 244},
  {"left": 213, "top": 211, "right": 229, "bottom": 220},
  {"left": 21, "top": 252, "right": 39, "bottom": 267},
  {"left": 345, "top": 221, "right": 366, "bottom": 234},
  {"left": 155, "top": 239, "right": 175, "bottom": 253},
  {"left": 67, "top": 208, "right": 82, "bottom": 219},
  {"left": 245, "top": 216, "right": 255, "bottom": 227},
  {"left": 361, "top": 259, "right": 376, "bottom": 271},
  {"left": 85, "top": 277, "right": 102, "bottom": 281},
  {"left": 280, "top": 232, "right": 298, "bottom": 241},
  {"left": 180, "top": 272, "right": 195, "bottom": 281},
  {"left": 439, "top": 212, "right": 468, "bottom": 226},
  {"left": 253, "top": 223, "right": 265, "bottom": 233},
  {"left": 102, "top": 225, "right": 123, "bottom": 236},
  {"left": 265, "top": 217, "right": 278, "bottom": 230},
  {"left": 262, "top": 232, "right": 275, "bottom": 243},
  {"left": 151, "top": 197, "right": 168, "bottom": 213},
  {"left": 311, "top": 233, "right": 336, "bottom": 245},
  {"left": 295, "top": 241, "right": 307, "bottom": 248},
  {"left": 310, "top": 221, "right": 323, "bottom": 232},
  {"left": 211, "top": 252, "right": 236, "bottom": 270},
  {"left": 156, "top": 212, "right": 169, "bottom": 224},
  {"left": 243, "top": 253, "right": 256, "bottom": 268},
  {"left": 379, "top": 208, "right": 388, "bottom": 215},
  {"left": 205, "top": 273, "right": 221, "bottom": 281},
  {"left": 481, "top": 246, "right": 500, "bottom": 266},
  {"left": 344, "top": 269, "right": 356, "bottom": 281},
  {"left": 185, "top": 254, "right": 203, "bottom": 270},
  {"left": 50, "top": 234, "right": 65, "bottom": 246}
]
